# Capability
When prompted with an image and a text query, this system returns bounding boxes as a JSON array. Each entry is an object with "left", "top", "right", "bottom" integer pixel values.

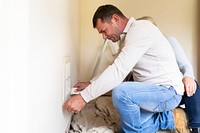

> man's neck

[{"left": 120, "top": 17, "right": 129, "bottom": 34}]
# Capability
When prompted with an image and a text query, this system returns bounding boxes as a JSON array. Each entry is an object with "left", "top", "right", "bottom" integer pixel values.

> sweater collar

[
  {"left": 120, "top": 17, "right": 136, "bottom": 40},
  {"left": 122, "top": 17, "right": 136, "bottom": 34}
]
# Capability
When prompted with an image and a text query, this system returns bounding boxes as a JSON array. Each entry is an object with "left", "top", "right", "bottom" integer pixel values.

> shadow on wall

[{"left": 197, "top": 1, "right": 200, "bottom": 80}]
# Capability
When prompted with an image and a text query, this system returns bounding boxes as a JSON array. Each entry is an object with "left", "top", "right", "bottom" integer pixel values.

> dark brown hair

[{"left": 92, "top": 4, "right": 125, "bottom": 28}]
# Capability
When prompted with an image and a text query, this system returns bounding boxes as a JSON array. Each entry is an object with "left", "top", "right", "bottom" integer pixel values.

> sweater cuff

[
  {"left": 183, "top": 74, "right": 195, "bottom": 80},
  {"left": 80, "top": 88, "right": 94, "bottom": 103}
]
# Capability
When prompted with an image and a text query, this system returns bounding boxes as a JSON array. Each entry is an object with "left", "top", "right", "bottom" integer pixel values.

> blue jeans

[
  {"left": 112, "top": 82, "right": 182, "bottom": 133},
  {"left": 180, "top": 81, "right": 200, "bottom": 128}
]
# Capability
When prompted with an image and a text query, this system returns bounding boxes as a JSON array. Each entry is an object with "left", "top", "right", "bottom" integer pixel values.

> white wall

[
  {"left": 79, "top": 0, "right": 199, "bottom": 81},
  {"left": 0, "top": 0, "right": 80, "bottom": 132},
  {"left": 0, "top": 0, "right": 30, "bottom": 132},
  {"left": 29, "top": 0, "right": 80, "bottom": 133}
]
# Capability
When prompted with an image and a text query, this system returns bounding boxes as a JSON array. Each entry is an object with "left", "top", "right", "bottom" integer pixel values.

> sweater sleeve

[{"left": 166, "top": 36, "right": 195, "bottom": 79}]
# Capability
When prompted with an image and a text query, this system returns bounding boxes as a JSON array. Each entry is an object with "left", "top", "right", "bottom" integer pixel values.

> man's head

[{"left": 92, "top": 4, "right": 128, "bottom": 42}]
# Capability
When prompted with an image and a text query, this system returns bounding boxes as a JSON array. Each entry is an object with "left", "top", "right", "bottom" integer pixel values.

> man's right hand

[{"left": 74, "top": 82, "right": 91, "bottom": 92}]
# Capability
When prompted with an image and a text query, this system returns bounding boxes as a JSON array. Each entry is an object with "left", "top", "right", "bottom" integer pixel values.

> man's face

[{"left": 96, "top": 18, "right": 121, "bottom": 42}]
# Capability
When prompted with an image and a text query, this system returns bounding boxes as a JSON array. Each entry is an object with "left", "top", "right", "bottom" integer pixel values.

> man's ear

[{"left": 111, "top": 14, "right": 120, "bottom": 25}]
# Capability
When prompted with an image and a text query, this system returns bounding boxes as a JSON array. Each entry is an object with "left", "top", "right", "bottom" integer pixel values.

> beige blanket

[{"left": 69, "top": 96, "right": 119, "bottom": 133}]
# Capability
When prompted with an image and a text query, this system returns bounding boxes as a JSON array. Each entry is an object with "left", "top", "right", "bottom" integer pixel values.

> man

[{"left": 64, "top": 5, "right": 185, "bottom": 132}]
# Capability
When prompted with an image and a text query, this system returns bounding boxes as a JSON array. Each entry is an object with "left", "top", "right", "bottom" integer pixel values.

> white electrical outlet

[
  {"left": 63, "top": 56, "right": 71, "bottom": 102},
  {"left": 70, "top": 87, "right": 81, "bottom": 95}
]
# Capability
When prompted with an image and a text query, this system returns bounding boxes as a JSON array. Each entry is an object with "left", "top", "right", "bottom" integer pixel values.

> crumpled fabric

[{"left": 69, "top": 96, "right": 119, "bottom": 133}]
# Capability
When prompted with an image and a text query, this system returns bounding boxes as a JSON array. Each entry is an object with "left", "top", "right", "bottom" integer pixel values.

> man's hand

[
  {"left": 74, "top": 82, "right": 91, "bottom": 92},
  {"left": 63, "top": 94, "right": 86, "bottom": 113},
  {"left": 182, "top": 77, "right": 196, "bottom": 97}
]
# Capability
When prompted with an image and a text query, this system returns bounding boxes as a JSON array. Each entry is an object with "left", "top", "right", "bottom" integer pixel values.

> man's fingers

[
  {"left": 63, "top": 94, "right": 86, "bottom": 113},
  {"left": 63, "top": 101, "right": 70, "bottom": 110},
  {"left": 76, "top": 87, "right": 83, "bottom": 91}
]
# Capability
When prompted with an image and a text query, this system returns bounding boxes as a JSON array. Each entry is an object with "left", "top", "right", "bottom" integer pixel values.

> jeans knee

[
  {"left": 112, "top": 84, "right": 127, "bottom": 107},
  {"left": 153, "top": 94, "right": 182, "bottom": 112}
]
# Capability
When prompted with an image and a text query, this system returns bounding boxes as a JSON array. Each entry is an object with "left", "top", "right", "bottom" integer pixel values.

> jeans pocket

[{"left": 153, "top": 94, "right": 182, "bottom": 112}]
